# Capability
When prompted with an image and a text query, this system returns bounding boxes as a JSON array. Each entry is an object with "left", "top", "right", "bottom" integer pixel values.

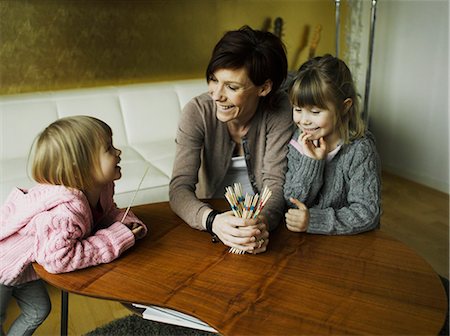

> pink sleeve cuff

[{"left": 290, "top": 139, "right": 303, "bottom": 154}]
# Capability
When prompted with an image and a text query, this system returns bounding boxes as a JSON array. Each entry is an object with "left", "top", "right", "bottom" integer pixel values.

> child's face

[
  {"left": 94, "top": 138, "right": 122, "bottom": 185},
  {"left": 293, "top": 105, "right": 339, "bottom": 143}
]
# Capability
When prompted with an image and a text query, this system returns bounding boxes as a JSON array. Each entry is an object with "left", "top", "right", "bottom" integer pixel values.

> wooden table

[{"left": 34, "top": 200, "right": 447, "bottom": 335}]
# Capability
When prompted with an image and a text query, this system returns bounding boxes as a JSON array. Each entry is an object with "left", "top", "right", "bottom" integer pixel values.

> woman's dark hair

[{"left": 206, "top": 25, "right": 287, "bottom": 101}]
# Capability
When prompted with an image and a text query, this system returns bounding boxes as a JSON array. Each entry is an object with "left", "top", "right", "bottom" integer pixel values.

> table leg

[{"left": 61, "top": 290, "right": 68, "bottom": 336}]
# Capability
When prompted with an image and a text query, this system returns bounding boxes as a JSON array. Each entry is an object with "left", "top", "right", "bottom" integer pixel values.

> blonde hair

[
  {"left": 30, "top": 115, "right": 112, "bottom": 191},
  {"left": 289, "top": 54, "right": 365, "bottom": 143}
]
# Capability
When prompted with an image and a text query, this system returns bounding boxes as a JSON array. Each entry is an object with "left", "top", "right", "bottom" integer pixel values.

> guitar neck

[{"left": 308, "top": 24, "right": 322, "bottom": 59}]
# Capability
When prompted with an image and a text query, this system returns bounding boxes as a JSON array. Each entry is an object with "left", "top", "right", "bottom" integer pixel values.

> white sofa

[{"left": 0, "top": 79, "right": 207, "bottom": 208}]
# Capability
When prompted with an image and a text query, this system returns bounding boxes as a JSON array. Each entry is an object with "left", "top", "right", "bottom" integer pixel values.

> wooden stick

[{"left": 121, "top": 165, "right": 150, "bottom": 223}]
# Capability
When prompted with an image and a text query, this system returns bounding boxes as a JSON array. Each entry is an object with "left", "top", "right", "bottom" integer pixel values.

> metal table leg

[{"left": 61, "top": 290, "right": 68, "bottom": 336}]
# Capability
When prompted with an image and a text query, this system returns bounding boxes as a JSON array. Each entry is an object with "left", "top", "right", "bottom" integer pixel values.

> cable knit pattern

[
  {"left": 0, "top": 183, "right": 146, "bottom": 285},
  {"left": 284, "top": 129, "right": 381, "bottom": 235}
]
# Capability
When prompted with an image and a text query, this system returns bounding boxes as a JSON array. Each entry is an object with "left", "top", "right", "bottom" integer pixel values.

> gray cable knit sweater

[{"left": 284, "top": 129, "right": 381, "bottom": 235}]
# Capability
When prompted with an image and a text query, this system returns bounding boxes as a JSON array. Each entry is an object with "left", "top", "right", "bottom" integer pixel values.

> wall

[
  {"left": 0, "top": 0, "right": 338, "bottom": 95},
  {"left": 2, "top": 0, "right": 447, "bottom": 192},
  {"left": 368, "top": 0, "right": 449, "bottom": 193}
]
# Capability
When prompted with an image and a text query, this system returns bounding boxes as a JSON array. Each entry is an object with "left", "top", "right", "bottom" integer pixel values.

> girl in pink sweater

[{"left": 0, "top": 116, "right": 147, "bottom": 336}]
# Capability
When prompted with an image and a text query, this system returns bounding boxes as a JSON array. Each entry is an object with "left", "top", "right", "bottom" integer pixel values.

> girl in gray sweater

[{"left": 284, "top": 54, "right": 381, "bottom": 235}]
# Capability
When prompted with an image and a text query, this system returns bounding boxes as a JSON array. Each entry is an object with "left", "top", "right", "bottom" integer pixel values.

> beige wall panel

[{"left": 0, "top": 0, "right": 338, "bottom": 94}]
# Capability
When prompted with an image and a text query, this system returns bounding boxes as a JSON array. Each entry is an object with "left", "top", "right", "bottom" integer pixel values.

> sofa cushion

[
  {"left": 0, "top": 79, "right": 208, "bottom": 208},
  {"left": 130, "top": 139, "right": 176, "bottom": 178},
  {"left": 55, "top": 90, "right": 129, "bottom": 147},
  {"left": 0, "top": 99, "right": 58, "bottom": 160},
  {"left": 119, "top": 87, "right": 180, "bottom": 144}
]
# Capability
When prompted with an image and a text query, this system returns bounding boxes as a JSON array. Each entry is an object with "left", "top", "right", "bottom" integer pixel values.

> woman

[{"left": 169, "top": 25, "right": 293, "bottom": 254}]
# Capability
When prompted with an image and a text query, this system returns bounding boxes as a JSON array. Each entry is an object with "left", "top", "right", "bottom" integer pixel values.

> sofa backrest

[
  {"left": 0, "top": 79, "right": 206, "bottom": 160},
  {"left": 0, "top": 79, "right": 207, "bottom": 205}
]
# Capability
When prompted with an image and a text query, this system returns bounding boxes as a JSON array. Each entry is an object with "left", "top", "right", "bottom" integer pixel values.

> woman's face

[{"left": 208, "top": 68, "right": 270, "bottom": 125}]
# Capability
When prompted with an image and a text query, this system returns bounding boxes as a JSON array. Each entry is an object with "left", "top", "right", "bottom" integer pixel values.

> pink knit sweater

[{"left": 0, "top": 183, "right": 147, "bottom": 285}]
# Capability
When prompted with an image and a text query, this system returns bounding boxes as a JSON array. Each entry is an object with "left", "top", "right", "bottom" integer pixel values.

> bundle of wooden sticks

[{"left": 224, "top": 183, "right": 272, "bottom": 254}]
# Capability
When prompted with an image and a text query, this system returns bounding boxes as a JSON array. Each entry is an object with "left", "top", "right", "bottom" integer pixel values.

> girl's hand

[
  {"left": 299, "top": 132, "right": 327, "bottom": 160},
  {"left": 285, "top": 198, "right": 309, "bottom": 232},
  {"left": 212, "top": 211, "right": 269, "bottom": 254},
  {"left": 126, "top": 222, "right": 146, "bottom": 240}
]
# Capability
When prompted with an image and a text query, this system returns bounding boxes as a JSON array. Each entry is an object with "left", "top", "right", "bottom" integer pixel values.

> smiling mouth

[
  {"left": 217, "top": 104, "right": 234, "bottom": 111},
  {"left": 302, "top": 127, "right": 319, "bottom": 134}
]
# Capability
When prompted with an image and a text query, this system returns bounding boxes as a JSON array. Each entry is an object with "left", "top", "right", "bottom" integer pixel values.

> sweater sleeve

[
  {"left": 34, "top": 207, "right": 135, "bottom": 274},
  {"left": 258, "top": 97, "right": 295, "bottom": 230},
  {"left": 307, "top": 137, "right": 382, "bottom": 235},
  {"left": 284, "top": 141, "right": 326, "bottom": 207},
  {"left": 169, "top": 96, "right": 212, "bottom": 230},
  {"left": 98, "top": 183, "right": 148, "bottom": 235}
]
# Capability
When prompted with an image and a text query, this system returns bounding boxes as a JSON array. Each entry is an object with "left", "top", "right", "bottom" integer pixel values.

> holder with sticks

[{"left": 224, "top": 183, "right": 272, "bottom": 254}]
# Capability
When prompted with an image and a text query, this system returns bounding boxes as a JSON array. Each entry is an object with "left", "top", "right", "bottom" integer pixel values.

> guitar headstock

[{"left": 273, "top": 17, "right": 284, "bottom": 40}]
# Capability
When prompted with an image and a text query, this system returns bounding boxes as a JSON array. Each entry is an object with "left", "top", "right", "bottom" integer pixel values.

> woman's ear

[
  {"left": 343, "top": 98, "right": 353, "bottom": 113},
  {"left": 258, "top": 80, "right": 273, "bottom": 97}
]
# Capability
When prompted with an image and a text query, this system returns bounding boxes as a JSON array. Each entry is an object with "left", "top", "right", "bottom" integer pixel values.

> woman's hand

[
  {"left": 125, "top": 222, "right": 146, "bottom": 240},
  {"left": 285, "top": 198, "right": 309, "bottom": 232},
  {"left": 299, "top": 132, "right": 327, "bottom": 160},
  {"left": 250, "top": 215, "right": 270, "bottom": 254},
  {"left": 212, "top": 211, "right": 269, "bottom": 254}
]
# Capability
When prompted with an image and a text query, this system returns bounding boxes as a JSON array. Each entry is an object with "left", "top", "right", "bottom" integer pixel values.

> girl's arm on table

[
  {"left": 34, "top": 210, "right": 135, "bottom": 274},
  {"left": 98, "top": 182, "right": 147, "bottom": 235}
]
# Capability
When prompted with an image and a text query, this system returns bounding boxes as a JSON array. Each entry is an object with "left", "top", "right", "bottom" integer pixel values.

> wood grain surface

[{"left": 34, "top": 200, "right": 447, "bottom": 335}]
